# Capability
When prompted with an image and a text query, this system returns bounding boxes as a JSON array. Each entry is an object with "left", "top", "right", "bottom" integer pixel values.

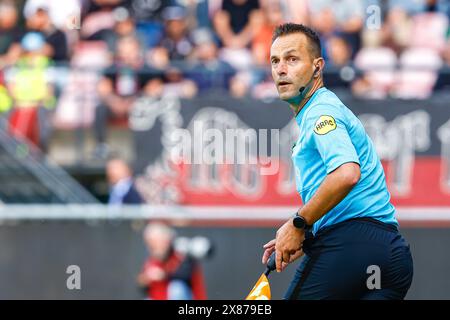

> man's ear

[{"left": 313, "top": 58, "right": 325, "bottom": 77}]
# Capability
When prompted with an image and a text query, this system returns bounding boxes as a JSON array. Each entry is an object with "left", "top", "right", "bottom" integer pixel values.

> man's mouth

[{"left": 278, "top": 81, "right": 292, "bottom": 89}]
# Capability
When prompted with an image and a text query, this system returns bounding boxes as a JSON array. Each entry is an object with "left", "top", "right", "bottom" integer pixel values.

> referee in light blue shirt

[{"left": 261, "top": 23, "right": 413, "bottom": 299}]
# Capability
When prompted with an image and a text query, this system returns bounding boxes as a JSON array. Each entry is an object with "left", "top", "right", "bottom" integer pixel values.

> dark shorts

[{"left": 283, "top": 217, "right": 414, "bottom": 300}]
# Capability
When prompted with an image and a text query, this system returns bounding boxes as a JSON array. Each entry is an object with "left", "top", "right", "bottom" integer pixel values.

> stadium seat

[
  {"left": 53, "top": 42, "right": 110, "bottom": 129},
  {"left": 392, "top": 47, "right": 442, "bottom": 99},
  {"left": 354, "top": 47, "right": 397, "bottom": 98},
  {"left": 409, "top": 12, "right": 449, "bottom": 53}
]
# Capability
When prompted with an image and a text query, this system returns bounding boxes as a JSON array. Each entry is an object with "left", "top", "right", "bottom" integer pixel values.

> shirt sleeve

[{"left": 305, "top": 104, "right": 360, "bottom": 174}]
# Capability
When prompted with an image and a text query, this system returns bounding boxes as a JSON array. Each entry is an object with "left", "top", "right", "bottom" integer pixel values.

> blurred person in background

[
  {"left": 443, "top": 39, "right": 450, "bottom": 66},
  {"left": 379, "top": 6, "right": 413, "bottom": 55},
  {"left": 434, "top": 38, "right": 450, "bottom": 91},
  {"left": 92, "top": 6, "right": 148, "bottom": 52},
  {"left": 213, "top": 0, "right": 261, "bottom": 70},
  {"left": 137, "top": 222, "right": 207, "bottom": 300},
  {"left": 23, "top": 0, "right": 81, "bottom": 30},
  {"left": 93, "top": 35, "right": 155, "bottom": 158},
  {"left": 122, "top": 0, "right": 170, "bottom": 48},
  {"left": 309, "top": 0, "right": 364, "bottom": 58},
  {"left": 186, "top": 28, "right": 235, "bottom": 92},
  {"left": 0, "top": 1, "right": 22, "bottom": 68},
  {"left": 80, "top": 0, "right": 125, "bottom": 40},
  {"left": 251, "top": 0, "right": 284, "bottom": 66},
  {"left": 23, "top": 5, "right": 68, "bottom": 62},
  {"left": 325, "top": 35, "right": 352, "bottom": 67},
  {"left": 146, "top": 45, "right": 171, "bottom": 70},
  {"left": 230, "top": 0, "right": 284, "bottom": 98},
  {"left": 323, "top": 35, "right": 354, "bottom": 89},
  {"left": 159, "top": 6, "right": 195, "bottom": 61},
  {"left": 162, "top": 66, "right": 198, "bottom": 98},
  {"left": 0, "top": 71, "right": 12, "bottom": 113},
  {"left": 5, "top": 32, "right": 55, "bottom": 149},
  {"left": 5, "top": 4, "right": 68, "bottom": 64},
  {"left": 174, "top": 0, "right": 210, "bottom": 30},
  {"left": 387, "top": 0, "right": 449, "bottom": 15},
  {"left": 213, "top": 0, "right": 260, "bottom": 49},
  {"left": 106, "top": 155, "right": 143, "bottom": 205},
  {"left": 280, "top": 0, "right": 310, "bottom": 25}
]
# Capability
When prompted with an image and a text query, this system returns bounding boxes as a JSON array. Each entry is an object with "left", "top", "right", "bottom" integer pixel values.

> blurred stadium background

[{"left": 0, "top": 0, "right": 450, "bottom": 299}]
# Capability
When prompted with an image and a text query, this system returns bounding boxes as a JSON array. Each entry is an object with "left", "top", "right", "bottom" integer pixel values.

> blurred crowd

[{"left": 0, "top": 0, "right": 449, "bottom": 151}]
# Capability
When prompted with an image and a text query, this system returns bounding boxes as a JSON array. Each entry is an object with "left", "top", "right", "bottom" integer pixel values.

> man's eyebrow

[
  {"left": 282, "top": 49, "right": 299, "bottom": 56},
  {"left": 270, "top": 49, "right": 299, "bottom": 60}
]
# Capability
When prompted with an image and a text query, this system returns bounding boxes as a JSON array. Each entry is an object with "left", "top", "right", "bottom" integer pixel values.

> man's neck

[{"left": 290, "top": 77, "right": 324, "bottom": 116}]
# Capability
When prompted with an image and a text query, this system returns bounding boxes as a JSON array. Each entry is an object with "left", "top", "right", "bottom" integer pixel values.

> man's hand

[
  {"left": 275, "top": 219, "right": 305, "bottom": 272},
  {"left": 262, "top": 239, "right": 276, "bottom": 265},
  {"left": 262, "top": 238, "right": 304, "bottom": 272}
]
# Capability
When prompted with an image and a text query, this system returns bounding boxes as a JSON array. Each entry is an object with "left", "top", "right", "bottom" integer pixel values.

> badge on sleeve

[{"left": 314, "top": 115, "right": 336, "bottom": 135}]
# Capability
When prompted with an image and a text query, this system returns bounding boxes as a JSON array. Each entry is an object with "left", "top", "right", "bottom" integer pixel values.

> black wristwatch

[{"left": 292, "top": 213, "right": 312, "bottom": 231}]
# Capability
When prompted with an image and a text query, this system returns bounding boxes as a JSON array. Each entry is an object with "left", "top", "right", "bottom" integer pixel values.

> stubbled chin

[{"left": 279, "top": 91, "right": 296, "bottom": 101}]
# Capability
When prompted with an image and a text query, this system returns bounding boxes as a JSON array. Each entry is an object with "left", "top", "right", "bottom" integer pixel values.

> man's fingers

[
  {"left": 282, "top": 251, "right": 291, "bottom": 268},
  {"left": 263, "top": 239, "right": 276, "bottom": 249},
  {"left": 289, "top": 249, "right": 304, "bottom": 262},
  {"left": 275, "top": 249, "right": 283, "bottom": 272},
  {"left": 262, "top": 246, "right": 275, "bottom": 264}
]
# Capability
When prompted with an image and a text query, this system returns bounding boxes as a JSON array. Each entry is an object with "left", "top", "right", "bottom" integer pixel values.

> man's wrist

[{"left": 292, "top": 212, "right": 312, "bottom": 231}]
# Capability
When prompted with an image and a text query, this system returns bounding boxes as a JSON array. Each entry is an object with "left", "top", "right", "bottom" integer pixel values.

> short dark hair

[{"left": 272, "top": 23, "right": 322, "bottom": 58}]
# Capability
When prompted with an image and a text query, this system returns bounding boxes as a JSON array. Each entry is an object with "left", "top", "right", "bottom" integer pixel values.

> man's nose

[{"left": 276, "top": 61, "right": 287, "bottom": 76}]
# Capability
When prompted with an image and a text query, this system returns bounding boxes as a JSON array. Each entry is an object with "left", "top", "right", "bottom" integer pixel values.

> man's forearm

[{"left": 298, "top": 162, "right": 360, "bottom": 226}]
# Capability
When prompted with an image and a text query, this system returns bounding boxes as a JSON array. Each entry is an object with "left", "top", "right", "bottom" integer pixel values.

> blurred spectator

[
  {"left": 213, "top": 0, "right": 261, "bottom": 70},
  {"left": 123, "top": 0, "right": 172, "bottom": 48},
  {"left": 186, "top": 28, "right": 235, "bottom": 92},
  {"left": 387, "top": 0, "right": 426, "bottom": 14},
  {"left": 93, "top": 35, "right": 156, "bottom": 157},
  {"left": 434, "top": 39, "right": 450, "bottom": 91},
  {"left": 5, "top": 32, "right": 55, "bottom": 149},
  {"left": 213, "top": 0, "right": 260, "bottom": 49},
  {"left": 159, "top": 6, "right": 195, "bottom": 61},
  {"left": 137, "top": 222, "right": 207, "bottom": 300},
  {"left": 229, "top": 0, "right": 282, "bottom": 98},
  {"left": 251, "top": 0, "right": 284, "bottom": 64},
  {"left": 175, "top": 0, "right": 210, "bottom": 30},
  {"left": 322, "top": 35, "right": 355, "bottom": 89},
  {"left": 106, "top": 155, "right": 143, "bottom": 205},
  {"left": 380, "top": 6, "right": 414, "bottom": 54},
  {"left": 162, "top": 66, "right": 198, "bottom": 98},
  {"left": 444, "top": 40, "right": 450, "bottom": 66},
  {"left": 81, "top": 0, "right": 124, "bottom": 40},
  {"left": 147, "top": 46, "right": 171, "bottom": 70},
  {"left": 24, "top": 0, "right": 81, "bottom": 30},
  {"left": 97, "top": 7, "right": 148, "bottom": 52},
  {"left": 388, "top": 0, "right": 449, "bottom": 16},
  {"left": 28, "top": 6, "right": 68, "bottom": 61},
  {"left": 0, "top": 1, "right": 22, "bottom": 68},
  {"left": 326, "top": 35, "right": 352, "bottom": 67},
  {"left": 280, "top": 0, "right": 310, "bottom": 25},
  {"left": 8, "top": 5, "right": 69, "bottom": 62},
  {"left": 309, "top": 0, "right": 364, "bottom": 57},
  {"left": 125, "top": 0, "right": 168, "bottom": 23},
  {"left": 0, "top": 70, "right": 12, "bottom": 113}
]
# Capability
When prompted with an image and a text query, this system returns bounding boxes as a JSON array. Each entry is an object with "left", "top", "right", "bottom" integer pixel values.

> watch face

[{"left": 293, "top": 216, "right": 305, "bottom": 229}]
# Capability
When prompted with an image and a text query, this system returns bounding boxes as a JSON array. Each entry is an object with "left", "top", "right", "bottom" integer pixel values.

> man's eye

[{"left": 289, "top": 57, "right": 298, "bottom": 62}]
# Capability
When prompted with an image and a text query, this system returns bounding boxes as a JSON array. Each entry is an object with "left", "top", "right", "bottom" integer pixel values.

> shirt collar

[{"left": 295, "top": 87, "right": 327, "bottom": 127}]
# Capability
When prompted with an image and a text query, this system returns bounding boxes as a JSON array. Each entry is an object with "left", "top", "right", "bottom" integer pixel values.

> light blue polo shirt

[{"left": 292, "top": 87, "right": 398, "bottom": 235}]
